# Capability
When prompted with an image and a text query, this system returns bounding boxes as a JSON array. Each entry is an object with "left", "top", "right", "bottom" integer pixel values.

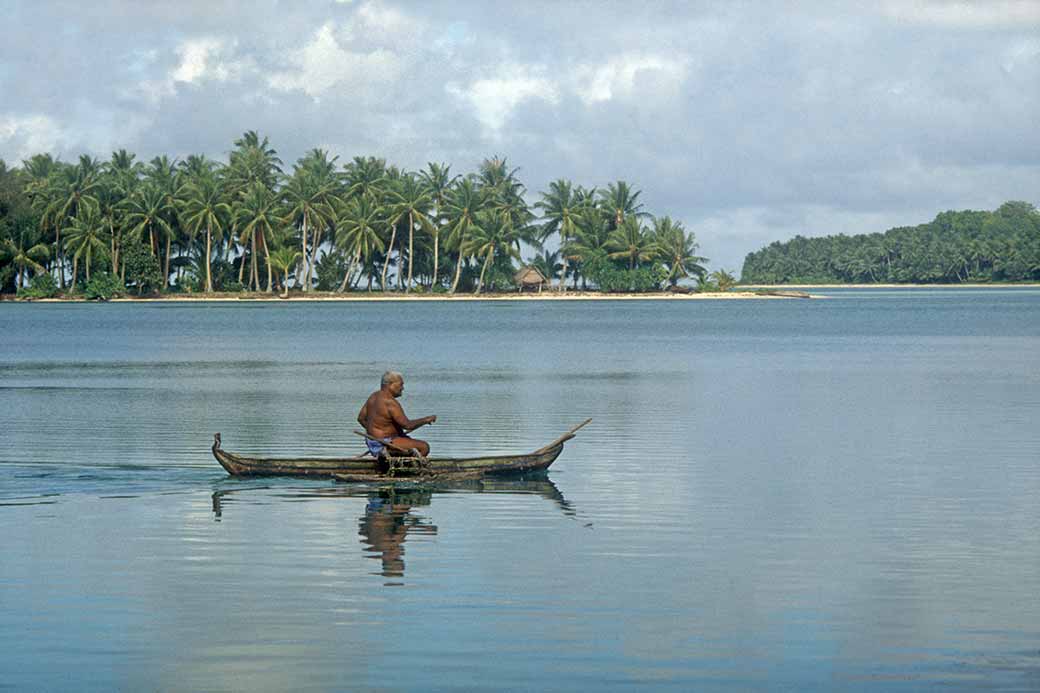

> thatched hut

[{"left": 513, "top": 266, "right": 549, "bottom": 292}]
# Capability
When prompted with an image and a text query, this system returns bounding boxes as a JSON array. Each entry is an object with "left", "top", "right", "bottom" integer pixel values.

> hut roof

[{"left": 514, "top": 266, "right": 548, "bottom": 284}]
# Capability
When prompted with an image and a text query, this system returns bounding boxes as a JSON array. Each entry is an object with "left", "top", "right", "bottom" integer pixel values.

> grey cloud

[{"left": 1, "top": 0, "right": 1036, "bottom": 273}]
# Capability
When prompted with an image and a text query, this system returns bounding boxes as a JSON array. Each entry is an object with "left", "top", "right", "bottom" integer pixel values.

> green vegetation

[
  {"left": 741, "top": 202, "right": 1040, "bottom": 284},
  {"left": 0, "top": 133, "right": 708, "bottom": 297}
]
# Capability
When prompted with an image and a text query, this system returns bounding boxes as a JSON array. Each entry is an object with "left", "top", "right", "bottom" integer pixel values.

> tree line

[
  {"left": 0, "top": 131, "right": 712, "bottom": 298},
  {"left": 741, "top": 202, "right": 1040, "bottom": 284}
]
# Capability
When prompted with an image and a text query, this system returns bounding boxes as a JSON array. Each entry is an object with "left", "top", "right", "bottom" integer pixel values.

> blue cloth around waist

[{"left": 366, "top": 436, "right": 393, "bottom": 456}]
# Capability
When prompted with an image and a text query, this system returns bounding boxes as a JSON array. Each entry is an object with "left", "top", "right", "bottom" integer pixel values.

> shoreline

[
  {"left": 2, "top": 290, "right": 807, "bottom": 303},
  {"left": 738, "top": 283, "right": 1040, "bottom": 289}
]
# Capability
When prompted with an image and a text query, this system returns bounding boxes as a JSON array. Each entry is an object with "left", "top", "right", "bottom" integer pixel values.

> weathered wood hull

[{"left": 212, "top": 435, "right": 565, "bottom": 479}]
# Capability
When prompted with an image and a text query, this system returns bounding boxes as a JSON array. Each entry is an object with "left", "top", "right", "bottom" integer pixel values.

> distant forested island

[
  {"left": 741, "top": 202, "right": 1040, "bottom": 284},
  {"left": 0, "top": 132, "right": 727, "bottom": 299}
]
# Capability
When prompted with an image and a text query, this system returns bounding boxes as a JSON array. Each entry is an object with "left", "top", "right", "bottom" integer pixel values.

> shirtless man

[{"left": 357, "top": 371, "right": 437, "bottom": 458}]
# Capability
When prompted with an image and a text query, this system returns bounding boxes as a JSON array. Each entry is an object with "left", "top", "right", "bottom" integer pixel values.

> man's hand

[{"left": 426, "top": 415, "right": 437, "bottom": 425}]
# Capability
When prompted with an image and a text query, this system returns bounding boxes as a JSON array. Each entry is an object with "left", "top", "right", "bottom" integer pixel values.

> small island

[
  {"left": 741, "top": 201, "right": 1040, "bottom": 285},
  {"left": 0, "top": 132, "right": 756, "bottom": 301}
]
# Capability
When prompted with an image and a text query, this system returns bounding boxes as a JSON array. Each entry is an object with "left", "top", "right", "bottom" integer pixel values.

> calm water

[{"left": 2, "top": 289, "right": 1040, "bottom": 691}]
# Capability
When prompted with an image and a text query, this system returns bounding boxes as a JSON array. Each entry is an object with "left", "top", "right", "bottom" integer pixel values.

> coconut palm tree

[
  {"left": 2, "top": 224, "right": 50, "bottom": 288},
  {"left": 444, "top": 178, "right": 486, "bottom": 293},
  {"left": 235, "top": 182, "right": 282, "bottom": 292},
  {"left": 63, "top": 201, "right": 109, "bottom": 283},
  {"left": 267, "top": 247, "right": 301, "bottom": 297},
  {"left": 598, "top": 180, "right": 647, "bottom": 230},
  {"left": 652, "top": 216, "right": 708, "bottom": 286},
  {"left": 530, "top": 249, "right": 562, "bottom": 285},
  {"left": 709, "top": 269, "right": 737, "bottom": 291},
  {"left": 385, "top": 174, "right": 434, "bottom": 291},
  {"left": 343, "top": 156, "right": 386, "bottom": 200},
  {"left": 419, "top": 163, "right": 458, "bottom": 288},
  {"left": 335, "top": 195, "right": 386, "bottom": 292},
  {"left": 536, "top": 179, "right": 588, "bottom": 291},
  {"left": 608, "top": 217, "right": 657, "bottom": 270},
  {"left": 283, "top": 161, "right": 337, "bottom": 293},
  {"left": 227, "top": 130, "right": 282, "bottom": 193},
  {"left": 178, "top": 171, "right": 231, "bottom": 292},
  {"left": 121, "top": 184, "right": 175, "bottom": 262},
  {"left": 463, "top": 212, "right": 521, "bottom": 294},
  {"left": 564, "top": 207, "right": 612, "bottom": 288},
  {"left": 46, "top": 156, "right": 103, "bottom": 288}
]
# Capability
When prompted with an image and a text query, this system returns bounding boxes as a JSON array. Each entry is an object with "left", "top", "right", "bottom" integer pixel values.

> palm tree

[
  {"left": 710, "top": 269, "right": 737, "bottom": 292},
  {"left": 2, "top": 224, "right": 50, "bottom": 288},
  {"left": 334, "top": 195, "right": 386, "bottom": 292},
  {"left": 444, "top": 178, "right": 486, "bottom": 293},
  {"left": 652, "top": 216, "right": 708, "bottom": 286},
  {"left": 283, "top": 161, "right": 336, "bottom": 293},
  {"left": 536, "top": 179, "right": 587, "bottom": 291},
  {"left": 178, "top": 171, "right": 231, "bottom": 292},
  {"left": 227, "top": 130, "right": 283, "bottom": 193},
  {"left": 47, "top": 156, "right": 103, "bottom": 288},
  {"left": 63, "top": 201, "right": 109, "bottom": 283},
  {"left": 267, "top": 247, "right": 302, "bottom": 297},
  {"left": 121, "top": 184, "right": 175, "bottom": 268},
  {"left": 343, "top": 156, "right": 386, "bottom": 200},
  {"left": 463, "top": 212, "right": 521, "bottom": 294},
  {"left": 530, "top": 249, "right": 562, "bottom": 285},
  {"left": 598, "top": 180, "right": 647, "bottom": 230},
  {"left": 565, "top": 207, "right": 612, "bottom": 289},
  {"left": 419, "top": 163, "right": 458, "bottom": 288},
  {"left": 386, "top": 174, "right": 434, "bottom": 291},
  {"left": 608, "top": 217, "right": 657, "bottom": 270},
  {"left": 235, "top": 182, "right": 282, "bottom": 292}
]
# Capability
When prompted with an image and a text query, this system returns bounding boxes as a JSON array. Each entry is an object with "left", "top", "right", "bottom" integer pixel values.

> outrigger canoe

[{"left": 211, "top": 419, "right": 590, "bottom": 482}]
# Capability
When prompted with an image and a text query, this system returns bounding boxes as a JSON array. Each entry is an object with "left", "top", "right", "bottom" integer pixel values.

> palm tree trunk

[
  {"left": 71, "top": 256, "right": 78, "bottom": 291},
  {"left": 451, "top": 247, "right": 465, "bottom": 293},
  {"left": 398, "top": 232, "right": 405, "bottom": 290},
  {"left": 407, "top": 212, "right": 414, "bottom": 291},
  {"left": 307, "top": 226, "right": 322, "bottom": 291},
  {"left": 380, "top": 225, "right": 398, "bottom": 291},
  {"left": 300, "top": 216, "right": 309, "bottom": 293},
  {"left": 476, "top": 247, "right": 493, "bottom": 294},
  {"left": 238, "top": 240, "right": 247, "bottom": 284},
  {"left": 338, "top": 247, "right": 361, "bottom": 292},
  {"left": 56, "top": 225, "right": 64, "bottom": 289},
  {"left": 85, "top": 251, "right": 91, "bottom": 283},
  {"left": 205, "top": 223, "right": 213, "bottom": 292},
  {"left": 250, "top": 235, "right": 258, "bottom": 290},
  {"left": 432, "top": 231, "right": 439, "bottom": 290},
  {"left": 261, "top": 232, "right": 273, "bottom": 293},
  {"left": 110, "top": 223, "right": 117, "bottom": 277},
  {"left": 163, "top": 235, "right": 171, "bottom": 288}
]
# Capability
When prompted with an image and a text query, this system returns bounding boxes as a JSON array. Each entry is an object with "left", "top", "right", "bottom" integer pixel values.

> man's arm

[
  {"left": 357, "top": 401, "right": 368, "bottom": 429},
  {"left": 388, "top": 399, "right": 436, "bottom": 432}
]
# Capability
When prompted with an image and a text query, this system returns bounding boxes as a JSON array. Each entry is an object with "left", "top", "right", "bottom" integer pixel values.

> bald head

[{"left": 381, "top": 370, "right": 403, "bottom": 388}]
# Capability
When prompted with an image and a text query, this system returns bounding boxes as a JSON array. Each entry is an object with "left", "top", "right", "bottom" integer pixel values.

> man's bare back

[{"left": 357, "top": 371, "right": 436, "bottom": 457}]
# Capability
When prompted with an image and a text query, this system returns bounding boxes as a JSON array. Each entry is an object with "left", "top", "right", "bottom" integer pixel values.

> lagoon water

[{"left": 2, "top": 289, "right": 1040, "bottom": 691}]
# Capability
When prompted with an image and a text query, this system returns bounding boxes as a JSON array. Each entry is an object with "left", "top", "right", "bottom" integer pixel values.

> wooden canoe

[{"left": 211, "top": 419, "right": 590, "bottom": 480}]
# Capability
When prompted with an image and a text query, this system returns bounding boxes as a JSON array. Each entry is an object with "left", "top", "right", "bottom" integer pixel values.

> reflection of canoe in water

[{"left": 211, "top": 419, "right": 590, "bottom": 480}]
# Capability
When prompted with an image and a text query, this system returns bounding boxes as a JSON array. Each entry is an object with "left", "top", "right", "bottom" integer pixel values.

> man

[{"left": 358, "top": 370, "right": 437, "bottom": 458}]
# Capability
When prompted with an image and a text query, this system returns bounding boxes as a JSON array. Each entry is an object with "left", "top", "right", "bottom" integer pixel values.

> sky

[{"left": 1, "top": 0, "right": 1038, "bottom": 271}]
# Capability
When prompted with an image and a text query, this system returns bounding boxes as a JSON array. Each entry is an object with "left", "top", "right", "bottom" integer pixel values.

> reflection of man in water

[
  {"left": 358, "top": 493, "right": 436, "bottom": 578},
  {"left": 357, "top": 370, "right": 437, "bottom": 458}
]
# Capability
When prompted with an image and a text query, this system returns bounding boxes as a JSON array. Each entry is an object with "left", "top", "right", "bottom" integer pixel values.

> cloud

[
  {"left": 0, "top": 2, "right": 1036, "bottom": 271},
  {"left": 0, "top": 114, "right": 69, "bottom": 162},
  {"left": 574, "top": 53, "right": 689, "bottom": 104},
  {"left": 881, "top": 1, "right": 1040, "bottom": 28},
  {"left": 266, "top": 21, "right": 399, "bottom": 99},
  {"left": 447, "top": 64, "right": 560, "bottom": 136}
]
